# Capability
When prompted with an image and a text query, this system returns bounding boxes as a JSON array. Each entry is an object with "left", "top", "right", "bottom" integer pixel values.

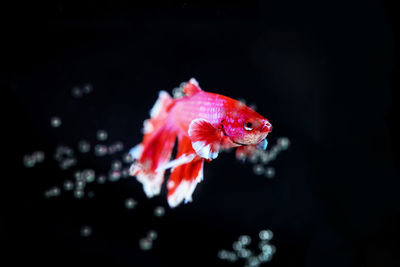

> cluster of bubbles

[
  {"left": 218, "top": 230, "right": 275, "bottom": 266},
  {"left": 71, "top": 83, "right": 93, "bottom": 98},
  {"left": 23, "top": 150, "right": 45, "bottom": 168},
  {"left": 235, "top": 136, "right": 290, "bottom": 179},
  {"left": 172, "top": 82, "right": 187, "bottom": 98},
  {"left": 139, "top": 230, "right": 158, "bottom": 251}
]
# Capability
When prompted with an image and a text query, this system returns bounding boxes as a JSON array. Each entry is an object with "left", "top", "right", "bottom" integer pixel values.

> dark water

[{"left": 3, "top": 1, "right": 400, "bottom": 267}]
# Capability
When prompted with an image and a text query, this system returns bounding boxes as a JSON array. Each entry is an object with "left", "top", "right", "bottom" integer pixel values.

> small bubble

[
  {"left": 87, "top": 191, "right": 95, "bottom": 198},
  {"left": 226, "top": 252, "right": 238, "bottom": 262},
  {"left": 111, "top": 160, "right": 122, "bottom": 171},
  {"left": 114, "top": 142, "right": 124, "bottom": 152},
  {"left": 94, "top": 144, "right": 107, "bottom": 156},
  {"left": 63, "top": 180, "right": 74, "bottom": 191},
  {"left": 233, "top": 241, "right": 242, "bottom": 251},
  {"left": 122, "top": 153, "right": 133, "bottom": 163},
  {"left": 74, "top": 189, "right": 84, "bottom": 198},
  {"left": 82, "top": 83, "right": 93, "bottom": 94},
  {"left": 218, "top": 250, "right": 229, "bottom": 260},
  {"left": 265, "top": 167, "right": 275, "bottom": 179},
  {"left": 258, "top": 251, "right": 272, "bottom": 262},
  {"left": 59, "top": 158, "right": 77, "bottom": 170},
  {"left": 80, "top": 226, "right": 92, "bottom": 237},
  {"left": 97, "top": 175, "right": 106, "bottom": 184},
  {"left": 238, "top": 248, "right": 252, "bottom": 258},
  {"left": 78, "top": 140, "right": 91, "bottom": 153},
  {"left": 75, "top": 180, "right": 86, "bottom": 190},
  {"left": 278, "top": 137, "right": 290, "bottom": 150},
  {"left": 82, "top": 169, "right": 95, "bottom": 183},
  {"left": 23, "top": 154, "right": 35, "bottom": 168},
  {"left": 44, "top": 187, "right": 61, "bottom": 198},
  {"left": 239, "top": 235, "right": 251, "bottom": 246},
  {"left": 246, "top": 256, "right": 260, "bottom": 267},
  {"left": 249, "top": 153, "right": 258, "bottom": 163},
  {"left": 154, "top": 206, "right": 165, "bottom": 217},
  {"left": 50, "top": 117, "right": 62, "bottom": 128},
  {"left": 71, "top": 86, "right": 82, "bottom": 98},
  {"left": 96, "top": 130, "right": 108, "bottom": 141},
  {"left": 32, "top": 151, "right": 45, "bottom": 163},
  {"left": 253, "top": 164, "right": 264, "bottom": 175},
  {"left": 147, "top": 230, "right": 158, "bottom": 240},
  {"left": 139, "top": 238, "right": 152, "bottom": 250},
  {"left": 121, "top": 168, "right": 130, "bottom": 178},
  {"left": 259, "top": 229, "right": 273, "bottom": 241},
  {"left": 259, "top": 242, "right": 273, "bottom": 254},
  {"left": 125, "top": 198, "right": 137, "bottom": 209},
  {"left": 109, "top": 170, "right": 121, "bottom": 182}
]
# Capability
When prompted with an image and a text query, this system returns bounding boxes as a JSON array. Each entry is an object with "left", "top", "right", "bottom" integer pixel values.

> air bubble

[
  {"left": 71, "top": 86, "right": 82, "bottom": 98},
  {"left": 97, "top": 175, "right": 106, "bottom": 184},
  {"left": 122, "top": 153, "right": 133, "bottom": 163},
  {"left": 59, "top": 158, "right": 77, "bottom": 170},
  {"left": 82, "top": 83, "right": 93, "bottom": 94},
  {"left": 32, "top": 151, "right": 45, "bottom": 163},
  {"left": 253, "top": 164, "right": 264, "bottom": 175},
  {"left": 239, "top": 235, "right": 251, "bottom": 246},
  {"left": 78, "top": 140, "right": 90, "bottom": 153},
  {"left": 111, "top": 160, "right": 122, "bottom": 170},
  {"left": 121, "top": 168, "right": 130, "bottom": 178},
  {"left": 258, "top": 251, "right": 272, "bottom": 262},
  {"left": 80, "top": 226, "right": 92, "bottom": 237},
  {"left": 87, "top": 191, "right": 95, "bottom": 198},
  {"left": 218, "top": 250, "right": 229, "bottom": 260},
  {"left": 94, "top": 144, "right": 107, "bottom": 156},
  {"left": 63, "top": 180, "right": 74, "bottom": 191},
  {"left": 82, "top": 169, "right": 95, "bottom": 183},
  {"left": 44, "top": 186, "right": 61, "bottom": 198},
  {"left": 125, "top": 198, "right": 137, "bottom": 209},
  {"left": 278, "top": 137, "right": 290, "bottom": 150},
  {"left": 74, "top": 189, "right": 84, "bottom": 198},
  {"left": 23, "top": 155, "right": 35, "bottom": 168},
  {"left": 50, "top": 117, "right": 62, "bottom": 128},
  {"left": 96, "top": 130, "right": 108, "bottom": 141},
  {"left": 109, "top": 170, "right": 121, "bottom": 182},
  {"left": 147, "top": 230, "right": 158, "bottom": 240},
  {"left": 265, "top": 167, "right": 275, "bottom": 179},
  {"left": 139, "top": 238, "right": 153, "bottom": 250},
  {"left": 259, "top": 229, "right": 273, "bottom": 240},
  {"left": 238, "top": 248, "right": 252, "bottom": 258},
  {"left": 154, "top": 206, "right": 165, "bottom": 217}
]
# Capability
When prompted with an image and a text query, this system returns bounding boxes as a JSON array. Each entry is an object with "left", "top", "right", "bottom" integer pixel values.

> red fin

[
  {"left": 188, "top": 119, "right": 223, "bottom": 160},
  {"left": 183, "top": 78, "right": 202, "bottom": 96},
  {"left": 166, "top": 135, "right": 203, "bottom": 208},
  {"left": 129, "top": 91, "right": 176, "bottom": 198}
]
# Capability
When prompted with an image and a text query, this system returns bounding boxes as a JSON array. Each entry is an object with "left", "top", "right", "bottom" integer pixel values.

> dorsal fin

[{"left": 183, "top": 78, "right": 202, "bottom": 96}]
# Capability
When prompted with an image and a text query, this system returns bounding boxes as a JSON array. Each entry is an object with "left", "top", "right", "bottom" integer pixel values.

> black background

[{"left": 3, "top": 1, "right": 400, "bottom": 266}]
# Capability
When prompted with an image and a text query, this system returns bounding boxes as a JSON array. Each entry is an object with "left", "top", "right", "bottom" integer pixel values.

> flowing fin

[
  {"left": 188, "top": 118, "right": 222, "bottom": 160},
  {"left": 166, "top": 135, "right": 204, "bottom": 208},
  {"left": 183, "top": 78, "right": 202, "bottom": 96},
  {"left": 130, "top": 91, "right": 176, "bottom": 198}
]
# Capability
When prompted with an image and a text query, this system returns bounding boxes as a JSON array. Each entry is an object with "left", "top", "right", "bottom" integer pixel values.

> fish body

[{"left": 130, "top": 78, "right": 272, "bottom": 207}]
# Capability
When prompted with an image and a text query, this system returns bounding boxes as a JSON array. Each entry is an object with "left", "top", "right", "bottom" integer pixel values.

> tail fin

[
  {"left": 130, "top": 91, "right": 176, "bottom": 197},
  {"left": 166, "top": 134, "right": 204, "bottom": 207}
]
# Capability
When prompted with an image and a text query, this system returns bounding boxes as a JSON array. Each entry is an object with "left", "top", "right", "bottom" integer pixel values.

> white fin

[
  {"left": 150, "top": 91, "right": 171, "bottom": 118},
  {"left": 129, "top": 144, "right": 143, "bottom": 160},
  {"left": 156, "top": 153, "right": 196, "bottom": 172}
]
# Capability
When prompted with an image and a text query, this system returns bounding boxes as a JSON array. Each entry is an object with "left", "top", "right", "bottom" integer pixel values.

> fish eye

[{"left": 244, "top": 122, "right": 253, "bottom": 131}]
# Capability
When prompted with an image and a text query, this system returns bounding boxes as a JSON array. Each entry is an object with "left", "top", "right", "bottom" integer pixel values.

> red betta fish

[{"left": 129, "top": 78, "right": 272, "bottom": 208}]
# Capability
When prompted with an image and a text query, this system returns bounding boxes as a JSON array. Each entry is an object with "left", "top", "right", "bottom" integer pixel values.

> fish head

[{"left": 222, "top": 104, "right": 272, "bottom": 146}]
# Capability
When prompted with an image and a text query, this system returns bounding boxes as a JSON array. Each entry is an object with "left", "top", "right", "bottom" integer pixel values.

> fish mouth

[{"left": 231, "top": 140, "right": 247, "bottom": 146}]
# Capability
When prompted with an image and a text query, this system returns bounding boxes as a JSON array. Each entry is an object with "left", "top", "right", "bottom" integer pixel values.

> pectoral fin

[{"left": 188, "top": 118, "right": 223, "bottom": 160}]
